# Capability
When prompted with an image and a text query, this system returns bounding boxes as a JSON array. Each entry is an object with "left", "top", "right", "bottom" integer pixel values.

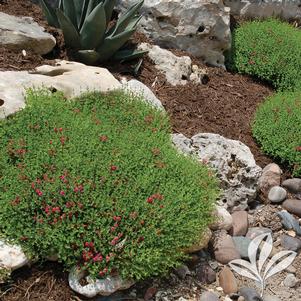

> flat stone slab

[
  {"left": 0, "top": 60, "right": 121, "bottom": 118},
  {"left": 0, "top": 12, "right": 56, "bottom": 55}
]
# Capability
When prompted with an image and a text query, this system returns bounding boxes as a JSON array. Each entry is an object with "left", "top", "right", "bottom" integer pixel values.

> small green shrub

[
  {"left": 253, "top": 91, "right": 301, "bottom": 176},
  {"left": 230, "top": 19, "right": 301, "bottom": 91},
  {"left": 0, "top": 90, "right": 218, "bottom": 280}
]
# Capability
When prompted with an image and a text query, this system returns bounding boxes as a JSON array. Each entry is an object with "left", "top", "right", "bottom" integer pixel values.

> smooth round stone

[
  {"left": 210, "top": 206, "right": 233, "bottom": 231},
  {"left": 283, "top": 273, "right": 298, "bottom": 288},
  {"left": 282, "top": 199, "right": 301, "bottom": 217},
  {"left": 199, "top": 291, "right": 219, "bottom": 301},
  {"left": 231, "top": 211, "right": 249, "bottom": 236},
  {"left": 218, "top": 266, "right": 238, "bottom": 294},
  {"left": 282, "top": 178, "right": 301, "bottom": 194},
  {"left": 268, "top": 186, "right": 287, "bottom": 203},
  {"left": 239, "top": 287, "right": 263, "bottom": 301},
  {"left": 277, "top": 210, "right": 301, "bottom": 235},
  {"left": 232, "top": 236, "right": 252, "bottom": 259},
  {"left": 280, "top": 235, "right": 301, "bottom": 252},
  {"left": 246, "top": 227, "right": 272, "bottom": 240}
]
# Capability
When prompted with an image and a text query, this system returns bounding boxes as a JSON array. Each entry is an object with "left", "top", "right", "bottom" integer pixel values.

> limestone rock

[
  {"left": 172, "top": 133, "right": 262, "bottom": 211},
  {"left": 0, "top": 60, "right": 121, "bottom": 118},
  {"left": 210, "top": 205, "right": 233, "bottom": 231},
  {"left": 68, "top": 267, "right": 134, "bottom": 298},
  {"left": 258, "top": 163, "right": 282, "bottom": 201},
  {"left": 121, "top": 78, "right": 165, "bottom": 110},
  {"left": 224, "top": 0, "right": 301, "bottom": 21},
  {"left": 0, "top": 240, "right": 29, "bottom": 271},
  {"left": 0, "top": 12, "right": 55, "bottom": 55},
  {"left": 117, "top": 0, "right": 231, "bottom": 68}
]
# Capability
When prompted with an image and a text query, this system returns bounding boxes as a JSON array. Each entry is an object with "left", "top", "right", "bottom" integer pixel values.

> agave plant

[{"left": 40, "top": 0, "right": 146, "bottom": 64}]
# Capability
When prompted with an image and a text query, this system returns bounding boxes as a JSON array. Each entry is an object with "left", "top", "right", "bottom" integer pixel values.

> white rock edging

[
  {"left": 0, "top": 240, "right": 29, "bottom": 271},
  {"left": 68, "top": 267, "right": 135, "bottom": 298},
  {"left": 0, "top": 12, "right": 56, "bottom": 55},
  {"left": 0, "top": 60, "right": 121, "bottom": 118},
  {"left": 172, "top": 133, "right": 262, "bottom": 211}
]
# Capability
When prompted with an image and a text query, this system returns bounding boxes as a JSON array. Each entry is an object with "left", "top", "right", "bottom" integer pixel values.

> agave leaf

[
  {"left": 112, "top": 0, "right": 144, "bottom": 36},
  {"left": 112, "top": 49, "right": 147, "bottom": 62},
  {"left": 56, "top": 9, "right": 81, "bottom": 48},
  {"left": 78, "top": 0, "right": 90, "bottom": 30},
  {"left": 229, "top": 259, "right": 261, "bottom": 283},
  {"left": 62, "top": 0, "right": 77, "bottom": 28},
  {"left": 124, "top": 15, "right": 143, "bottom": 31},
  {"left": 103, "top": 0, "right": 117, "bottom": 25},
  {"left": 76, "top": 50, "right": 101, "bottom": 65},
  {"left": 258, "top": 233, "right": 273, "bottom": 274},
  {"left": 97, "top": 29, "right": 135, "bottom": 62},
  {"left": 80, "top": 2, "right": 107, "bottom": 49},
  {"left": 73, "top": 0, "right": 84, "bottom": 27},
  {"left": 86, "top": 0, "right": 103, "bottom": 17},
  {"left": 40, "top": 0, "right": 59, "bottom": 27},
  {"left": 58, "top": 0, "right": 63, "bottom": 10},
  {"left": 263, "top": 250, "right": 297, "bottom": 281}
]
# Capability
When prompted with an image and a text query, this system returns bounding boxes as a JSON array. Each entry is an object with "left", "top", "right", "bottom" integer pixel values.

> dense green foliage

[
  {"left": 40, "top": 0, "right": 146, "bottom": 64},
  {"left": 253, "top": 91, "right": 301, "bottom": 176},
  {"left": 0, "top": 90, "right": 218, "bottom": 280},
  {"left": 229, "top": 19, "right": 301, "bottom": 91}
]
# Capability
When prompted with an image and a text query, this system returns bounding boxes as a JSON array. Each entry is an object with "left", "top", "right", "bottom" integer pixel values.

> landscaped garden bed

[{"left": 0, "top": 0, "right": 301, "bottom": 301}]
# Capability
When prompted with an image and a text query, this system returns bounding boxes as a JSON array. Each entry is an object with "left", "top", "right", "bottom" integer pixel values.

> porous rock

[
  {"left": 0, "top": 12, "right": 55, "bottom": 55},
  {"left": 117, "top": 0, "right": 231, "bottom": 68},
  {"left": 0, "top": 60, "right": 121, "bottom": 118},
  {"left": 172, "top": 133, "right": 262, "bottom": 211}
]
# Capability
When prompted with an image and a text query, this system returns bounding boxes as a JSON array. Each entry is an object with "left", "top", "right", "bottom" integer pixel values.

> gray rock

[
  {"left": 117, "top": 0, "right": 231, "bottom": 68},
  {"left": 233, "top": 236, "right": 252, "bottom": 259},
  {"left": 174, "top": 265, "right": 190, "bottom": 279},
  {"left": 268, "top": 186, "right": 287, "bottom": 203},
  {"left": 239, "top": 287, "right": 262, "bottom": 301},
  {"left": 264, "top": 296, "right": 281, "bottom": 301},
  {"left": 231, "top": 210, "right": 249, "bottom": 236},
  {"left": 199, "top": 291, "right": 219, "bottom": 301},
  {"left": 283, "top": 273, "right": 298, "bottom": 288},
  {"left": 196, "top": 263, "right": 216, "bottom": 284},
  {"left": 246, "top": 227, "right": 272, "bottom": 240},
  {"left": 282, "top": 178, "right": 301, "bottom": 194},
  {"left": 121, "top": 79, "right": 165, "bottom": 111},
  {"left": 280, "top": 235, "right": 301, "bottom": 252},
  {"left": 224, "top": 0, "right": 301, "bottom": 21},
  {"left": 258, "top": 163, "right": 282, "bottom": 201},
  {"left": 172, "top": 133, "right": 262, "bottom": 211},
  {"left": 0, "top": 12, "right": 55, "bottom": 55},
  {"left": 277, "top": 210, "right": 301, "bottom": 236},
  {"left": 282, "top": 199, "right": 301, "bottom": 218},
  {"left": 0, "top": 61, "right": 121, "bottom": 118},
  {"left": 213, "top": 233, "right": 241, "bottom": 264}
]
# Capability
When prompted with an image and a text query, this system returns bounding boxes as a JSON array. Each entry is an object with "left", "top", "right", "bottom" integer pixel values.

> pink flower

[
  {"left": 110, "top": 165, "right": 118, "bottom": 171},
  {"left": 60, "top": 191, "right": 65, "bottom": 196},
  {"left": 52, "top": 207, "right": 61, "bottom": 213},
  {"left": 35, "top": 189, "right": 43, "bottom": 197}
]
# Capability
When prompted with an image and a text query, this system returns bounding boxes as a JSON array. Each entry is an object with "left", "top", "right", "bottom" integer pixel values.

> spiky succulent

[{"left": 40, "top": 0, "right": 146, "bottom": 64}]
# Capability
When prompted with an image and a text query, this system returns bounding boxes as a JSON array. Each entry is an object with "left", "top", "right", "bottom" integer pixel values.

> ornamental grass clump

[
  {"left": 253, "top": 91, "right": 301, "bottom": 177},
  {"left": 229, "top": 19, "right": 301, "bottom": 91},
  {"left": 0, "top": 89, "right": 218, "bottom": 280}
]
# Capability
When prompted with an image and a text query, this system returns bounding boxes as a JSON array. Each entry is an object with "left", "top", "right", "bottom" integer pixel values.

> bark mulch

[{"left": 0, "top": 1, "right": 279, "bottom": 300}]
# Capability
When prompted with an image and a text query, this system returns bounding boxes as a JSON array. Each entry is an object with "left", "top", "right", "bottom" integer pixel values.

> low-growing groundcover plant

[
  {"left": 229, "top": 19, "right": 301, "bottom": 91},
  {"left": 0, "top": 90, "right": 218, "bottom": 281},
  {"left": 253, "top": 91, "right": 301, "bottom": 177}
]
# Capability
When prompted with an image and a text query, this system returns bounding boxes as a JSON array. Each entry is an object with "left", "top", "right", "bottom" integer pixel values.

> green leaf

[
  {"left": 113, "top": 49, "right": 147, "bottom": 62},
  {"left": 62, "top": 0, "right": 78, "bottom": 29},
  {"left": 112, "top": 0, "right": 144, "bottom": 36},
  {"left": 73, "top": 0, "right": 84, "bottom": 27},
  {"left": 97, "top": 29, "right": 136, "bottom": 62},
  {"left": 80, "top": 2, "right": 107, "bottom": 50},
  {"left": 76, "top": 50, "right": 101, "bottom": 64},
  {"left": 56, "top": 9, "right": 81, "bottom": 48},
  {"left": 39, "top": 0, "right": 59, "bottom": 28},
  {"left": 78, "top": 0, "right": 90, "bottom": 30},
  {"left": 103, "top": 0, "right": 117, "bottom": 25}
]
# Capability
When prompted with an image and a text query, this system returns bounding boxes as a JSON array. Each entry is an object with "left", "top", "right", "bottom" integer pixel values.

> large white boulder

[
  {"left": 0, "top": 240, "right": 29, "bottom": 271},
  {"left": 0, "top": 12, "right": 56, "bottom": 55},
  {"left": 172, "top": 133, "right": 262, "bottom": 211},
  {"left": 0, "top": 60, "right": 121, "bottom": 118},
  {"left": 117, "top": 0, "right": 231, "bottom": 68},
  {"left": 224, "top": 0, "right": 301, "bottom": 21}
]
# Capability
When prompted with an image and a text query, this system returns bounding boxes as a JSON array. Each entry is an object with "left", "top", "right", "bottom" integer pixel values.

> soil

[{"left": 0, "top": 1, "right": 289, "bottom": 300}]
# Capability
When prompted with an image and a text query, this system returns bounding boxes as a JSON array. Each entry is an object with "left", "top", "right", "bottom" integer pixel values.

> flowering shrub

[
  {"left": 253, "top": 90, "right": 301, "bottom": 176},
  {"left": 229, "top": 19, "right": 301, "bottom": 91},
  {"left": 0, "top": 90, "right": 218, "bottom": 280}
]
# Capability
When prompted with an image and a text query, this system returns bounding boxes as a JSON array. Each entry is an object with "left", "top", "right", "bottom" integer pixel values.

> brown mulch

[{"left": 0, "top": 1, "right": 284, "bottom": 300}]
